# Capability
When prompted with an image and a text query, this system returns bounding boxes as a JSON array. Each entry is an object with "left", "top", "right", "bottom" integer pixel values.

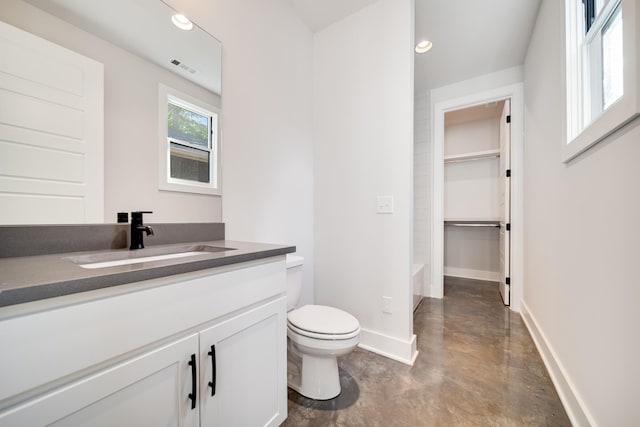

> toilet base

[{"left": 287, "top": 342, "right": 341, "bottom": 400}]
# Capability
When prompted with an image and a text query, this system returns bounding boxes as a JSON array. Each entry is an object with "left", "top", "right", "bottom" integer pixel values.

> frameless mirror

[{"left": 0, "top": 0, "right": 222, "bottom": 225}]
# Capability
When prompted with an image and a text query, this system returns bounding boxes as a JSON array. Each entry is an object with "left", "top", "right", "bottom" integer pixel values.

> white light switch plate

[
  {"left": 382, "top": 296, "right": 393, "bottom": 313},
  {"left": 376, "top": 196, "right": 394, "bottom": 214}
]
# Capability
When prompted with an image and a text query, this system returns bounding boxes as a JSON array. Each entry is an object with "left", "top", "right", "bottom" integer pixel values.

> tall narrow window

[
  {"left": 601, "top": 5, "right": 623, "bottom": 109},
  {"left": 582, "top": 0, "right": 603, "bottom": 32},
  {"left": 564, "top": 0, "right": 638, "bottom": 162}
]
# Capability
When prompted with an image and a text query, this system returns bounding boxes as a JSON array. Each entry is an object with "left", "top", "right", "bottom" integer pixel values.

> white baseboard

[
  {"left": 357, "top": 328, "right": 418, "bottom": 366},
  {"left": 444, "top": 267, "right": 500, "bottom": 282},
  {"left": 521, "top": 301, "right": 595, "bottom": 427}
]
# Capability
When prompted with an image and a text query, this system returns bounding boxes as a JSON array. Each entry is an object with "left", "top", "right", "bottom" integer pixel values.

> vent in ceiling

[{"left": 170, "top": 59, "right": 196, "bottom": 74}]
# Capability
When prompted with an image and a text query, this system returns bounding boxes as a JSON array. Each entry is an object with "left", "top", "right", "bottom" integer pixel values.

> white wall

[
  {"left": 1, "top": 0, "right": 222, "bottom": 224},
  {"left": 444, "top": 159, "right": 501, "bottom": 221},
  {"left": 444, "top": 118, "right": 500, "bottom": 156},
  {"left": 313, "top": 0, "right": 416, "bottom": 364},
  {"left": 431, "top": 66, "right": 523, "bottom": 105},
  {"left": 444, "top": 117, "right": 501, "bottom": 221},
  {"left": 444, "top": 226, "right": 499, "bottom": 282},
  {"left": 414, "top": 90, "right": 430, "bottom": 290},
  {"left": 169, "top": 0, "right": 315, "bottom": 305},
  {"left": 522, "top": 0, "right": 640, "bottom": 425}
]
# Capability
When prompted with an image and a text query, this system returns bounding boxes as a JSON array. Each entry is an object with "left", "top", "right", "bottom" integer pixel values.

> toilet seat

[
  {"left": 288, "top": 305, "right": 360, "bottom": 340},
  {"left": 288, "top": 322, "right": 360, "bottom": 340}
]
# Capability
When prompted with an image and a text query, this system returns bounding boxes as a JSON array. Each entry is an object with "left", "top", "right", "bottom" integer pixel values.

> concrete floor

[{"left": 283, "top": 277, "right": 571, "bottom": 426}]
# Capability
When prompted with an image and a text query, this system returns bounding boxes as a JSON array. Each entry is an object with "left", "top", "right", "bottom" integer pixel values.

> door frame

[{"left": 430, "top": 83, "right": 524, "bottom": 312}]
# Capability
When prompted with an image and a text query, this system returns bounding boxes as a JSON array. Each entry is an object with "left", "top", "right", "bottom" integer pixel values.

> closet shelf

[
  {"left": 444, "top": 219, "right": 500, "bottom": 228},
  {"left": 444, "top": 149, "right": 500, "bottom": 164}
]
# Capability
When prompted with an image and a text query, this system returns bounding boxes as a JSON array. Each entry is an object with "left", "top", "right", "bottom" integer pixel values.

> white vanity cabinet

[
  {"left": 0, "top": 258, "right": 288, "bottom": 427},
  {"left": 199, "top": 298, "right": 286, "bottom": 427},
  {"left": 0, "top": 333, "right": 201, "bottom": 427}
]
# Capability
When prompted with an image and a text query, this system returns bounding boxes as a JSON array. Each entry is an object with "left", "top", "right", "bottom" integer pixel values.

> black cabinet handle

[
  {"left": 188, "top": 354, "right": 197, "bottom": 410},
  {"left": 208, "top": 345, "right": 216, "bottom": 396}
]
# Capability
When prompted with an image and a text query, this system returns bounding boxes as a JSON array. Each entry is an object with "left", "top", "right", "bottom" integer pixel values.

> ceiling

[
  {"left": 292, "top": 0, "right": 541, "bottom": 92},
  {"left": 291, "top": 0, "right": 379, "bottom": 33},
  {"left": 414, "top": 0, "right": 541, "bottom": 92}
]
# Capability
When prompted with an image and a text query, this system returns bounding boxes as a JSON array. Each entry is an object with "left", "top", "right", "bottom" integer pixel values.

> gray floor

[{"left": 283, "top": 277, "right": 571, "bottom": 426}]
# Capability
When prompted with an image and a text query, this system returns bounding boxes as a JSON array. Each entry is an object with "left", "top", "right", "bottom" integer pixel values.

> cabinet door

[
  {"left": 199, "top": 297, "right": 287, "bottom": 427},
  {"left": 0, "top": 334, "right": 199, "bottom": 427}
]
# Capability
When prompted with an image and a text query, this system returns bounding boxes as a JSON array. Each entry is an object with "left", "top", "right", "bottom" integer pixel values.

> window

[
  {"left": 563, "top": 0, "right": 639, "bottom": 162},
  {"left": 159, "top": 84, "right": 220, "bottom": 195},
  {"left": 601, "top": 5, "right": 623, "bottom": 109},
  {"left": 168, "top": 99, "right": 213, "bottom": 184}
]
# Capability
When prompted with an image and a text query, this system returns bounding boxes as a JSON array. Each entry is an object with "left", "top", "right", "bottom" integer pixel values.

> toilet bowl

[{"left": 286, "top": 255, "right": 360, "bottom": 400}]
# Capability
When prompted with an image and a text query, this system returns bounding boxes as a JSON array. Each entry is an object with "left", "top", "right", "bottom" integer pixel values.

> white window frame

[
  {"left": 158, "top": 84, "right": 221, "bottom": 195},
  {"left": 563, "top": 0, "right": 640, "bottom": 162}
]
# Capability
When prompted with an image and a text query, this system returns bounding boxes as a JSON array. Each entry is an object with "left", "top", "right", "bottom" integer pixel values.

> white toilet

[{"left": 286, "top": 254, "right": 360, "bottom": 400}]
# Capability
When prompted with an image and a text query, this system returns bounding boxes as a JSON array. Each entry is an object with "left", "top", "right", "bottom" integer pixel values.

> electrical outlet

[
  {"left": 376, "top": 196, "right": 394, "bottom": 214},
  {"left": 382, "top": 296, "right": 393, "bottom": 314}
]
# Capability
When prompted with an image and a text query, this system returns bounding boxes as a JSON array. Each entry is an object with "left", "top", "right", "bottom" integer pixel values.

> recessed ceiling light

[
  {"left": 171, "top": 14, "right": 193, "bottom": 31},
  {"left": 415, "top": 40, "right": 433, "bottom": 54}
]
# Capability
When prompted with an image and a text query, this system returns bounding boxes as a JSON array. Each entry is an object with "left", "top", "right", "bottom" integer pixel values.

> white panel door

[
  {"left": 0, "top": 21, "right": 103, "bottom": 224},
  {"left": 199, "top": 297, "right": 287, "bottom": 427},
  {"left": 499, "top": 99, "right": 511, "bottom": 305},
  {"left": 0, "top": 334, "right": 199, "bottom": 427}
]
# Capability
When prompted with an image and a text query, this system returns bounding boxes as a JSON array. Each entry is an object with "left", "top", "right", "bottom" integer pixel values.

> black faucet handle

[{"left": 131, "top": 211, "right": 153, "bottom": 222}]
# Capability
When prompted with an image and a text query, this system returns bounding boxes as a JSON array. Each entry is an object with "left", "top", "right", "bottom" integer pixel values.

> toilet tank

[{"left": 286, "top": 254, "right": 304, "bottom": 311}]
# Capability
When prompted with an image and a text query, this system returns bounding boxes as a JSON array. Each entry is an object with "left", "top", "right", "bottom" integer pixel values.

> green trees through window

[{"left": 167, "top": 103, "right": 210, "bottom": 147}]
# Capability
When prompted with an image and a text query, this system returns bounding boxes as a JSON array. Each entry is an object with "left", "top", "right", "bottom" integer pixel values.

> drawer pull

[
  {"left": 188, "top": 354, "right": 197, "bottom": 409},
  {"left": 208, "top": 345, "right": 216, "bottom": 396}
]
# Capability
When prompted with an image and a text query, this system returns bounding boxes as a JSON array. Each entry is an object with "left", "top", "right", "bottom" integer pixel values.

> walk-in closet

[{"left": 443, "top": 100, "right": 511, "bottom": 305}]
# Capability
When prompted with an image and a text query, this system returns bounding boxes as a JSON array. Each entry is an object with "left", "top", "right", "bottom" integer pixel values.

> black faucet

[{"left": 130, "top": 211, "right": 154, "bottom": 250}]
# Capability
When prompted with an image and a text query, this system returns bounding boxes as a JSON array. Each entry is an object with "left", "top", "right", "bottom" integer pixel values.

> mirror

[
  {"left": 0, "top": 0, "right": 222, "bottom": 225},
  {"left": 23, "top": 0, "right": 221, "bottom": 95}
]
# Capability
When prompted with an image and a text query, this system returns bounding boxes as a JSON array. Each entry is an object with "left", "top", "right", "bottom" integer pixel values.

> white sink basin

[
  {"left": 68, "top": 245, "right": 234, "bottom": 269},
  {"left": 79, "top": 251, "right": 205, "bottom": 269}
]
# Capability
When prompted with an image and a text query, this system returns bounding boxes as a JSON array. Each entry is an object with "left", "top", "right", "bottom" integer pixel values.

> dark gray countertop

[{"left": 0, "top": 240, "right": 295, "bottom": 307}]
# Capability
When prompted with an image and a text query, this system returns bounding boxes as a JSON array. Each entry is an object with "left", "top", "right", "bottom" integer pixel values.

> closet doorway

[
  {"left": 431, "top": 84, "right": 523, "bottom": 311},
  {"left": 443, "top": 100, "right": 511, "bottom": 305}
]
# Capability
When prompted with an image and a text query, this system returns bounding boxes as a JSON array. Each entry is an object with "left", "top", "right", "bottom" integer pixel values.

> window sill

[
  {"left": 563, "top": 94, "right": 640, "bottom": 162},
  {"left": 159, "top": 180, "right": 221, "bottom": 196}
]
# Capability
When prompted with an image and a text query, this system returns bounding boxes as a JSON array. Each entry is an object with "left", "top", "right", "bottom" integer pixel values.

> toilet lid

[{"left": 288, "top": 305, "right": 359, "bottom": 336}]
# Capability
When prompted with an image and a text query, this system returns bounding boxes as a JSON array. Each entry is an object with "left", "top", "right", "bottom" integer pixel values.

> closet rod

[
  {"left": 445, "top": 222, "right": 500, "bottom": 228},
  {"left": 444, "top": 154, "right": 499, "bottom": 164}
]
